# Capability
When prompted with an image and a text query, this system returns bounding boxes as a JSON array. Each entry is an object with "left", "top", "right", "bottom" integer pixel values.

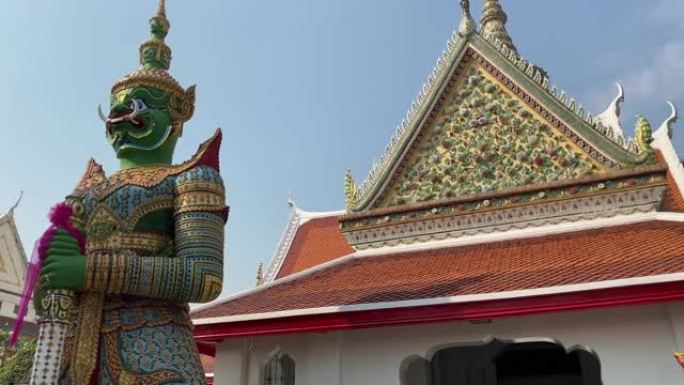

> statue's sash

[{"left": 70, "top": 292, "right": 105, "bottom": 385}]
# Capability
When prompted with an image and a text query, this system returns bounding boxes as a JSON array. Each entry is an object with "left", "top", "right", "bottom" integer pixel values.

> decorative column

[{"left": 29, "top": 289, "right": 76, "bottom": 385}]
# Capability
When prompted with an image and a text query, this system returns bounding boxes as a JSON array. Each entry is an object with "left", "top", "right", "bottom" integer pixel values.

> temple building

[
  {"left": 0, "top": 197, "right": 36, "bottom": 337},
  {"left": 192, "top": 1, "right": 684, "bottom": 384}
]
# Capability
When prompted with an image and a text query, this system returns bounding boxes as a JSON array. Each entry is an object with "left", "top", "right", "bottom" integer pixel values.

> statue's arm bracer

[{"left": 84, "top": 166, "right": 228, "bottom": 303}]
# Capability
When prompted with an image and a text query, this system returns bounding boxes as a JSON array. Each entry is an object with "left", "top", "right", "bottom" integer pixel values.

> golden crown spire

[
  {"left": 480, "top": 0, "right": 517, "bottom": 52},
  {"left": 111, "top": 0, "right": 196, "bottom": 124},
  {"left": 157, "top": 0, "right": 166, "bottom": 17}
]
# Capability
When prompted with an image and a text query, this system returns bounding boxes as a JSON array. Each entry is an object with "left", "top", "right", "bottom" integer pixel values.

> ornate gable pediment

[
  {"left": 346, "top": 35, "right": 656, "bottom": 213},
  {"left": 340, "top": 2, "right": 666, "bottom": 249},
  {"left": 381, "top": 56, "right": 608, "bottom": 207}
]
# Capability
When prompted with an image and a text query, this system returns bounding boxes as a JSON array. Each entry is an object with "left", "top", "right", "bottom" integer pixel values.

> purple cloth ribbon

[{"left": 9, "top": 202, "right": 85, "bottom": 347}]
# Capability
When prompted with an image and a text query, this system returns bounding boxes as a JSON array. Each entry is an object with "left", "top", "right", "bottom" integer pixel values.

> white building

[
  {"left": 0, "top": 199, "right": 36, "bottom": 336},
  {"left": 192, "top": 1, "right": 684, "bottom": 384}
]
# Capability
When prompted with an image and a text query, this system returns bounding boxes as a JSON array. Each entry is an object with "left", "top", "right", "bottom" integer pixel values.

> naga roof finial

[
  {"left": 656, "top": 101, "right": 678, "bottom": 139},
  {"left": 255, "top": 263, "right": 264, "bottom": 287},
  {"left": 344, "top": 170, "right": 359, "bottom": 208},
  {"left": 458, "top": 0, "right": 476, "bottom": 36},
  {"left": 480, "top": 0, "right": 517, "bottom": 53},
  {"left": 635, "top": 115, "right": 654, "bottom": 155}
]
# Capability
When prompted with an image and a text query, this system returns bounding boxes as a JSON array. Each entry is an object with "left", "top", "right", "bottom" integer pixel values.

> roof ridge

[
  {"left": 480, "top": 34, "right": 641, "bottom": 153},
  {"left": 263, "top": 207, "right": 303, "bottom": 282}
]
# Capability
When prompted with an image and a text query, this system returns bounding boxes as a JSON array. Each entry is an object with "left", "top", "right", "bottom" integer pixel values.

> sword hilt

[{"left": 38, "top": 289, "right": 76, "bottom": 324}]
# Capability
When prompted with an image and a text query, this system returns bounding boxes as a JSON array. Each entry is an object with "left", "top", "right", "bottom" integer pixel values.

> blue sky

[{"left": 0, "top": 0, "right": 682, "bottom": 298}]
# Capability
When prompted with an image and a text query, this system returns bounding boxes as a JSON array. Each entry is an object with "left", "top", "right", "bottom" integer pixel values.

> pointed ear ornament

[{"left": 169, "top": 85, "right": 196, "bottom": 124}]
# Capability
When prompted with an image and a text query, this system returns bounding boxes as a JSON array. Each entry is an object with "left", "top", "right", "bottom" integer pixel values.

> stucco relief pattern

[{"left": 385, "top": 65, "right": 606, "bottom": 207}]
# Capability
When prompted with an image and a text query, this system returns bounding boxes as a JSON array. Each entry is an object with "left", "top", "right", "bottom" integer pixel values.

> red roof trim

[
  {"left": 196, "top": 341, "right": 216, "bottom": 357},
  {"left": 194, "top": 281, "right": 684, "bottom": 341}
]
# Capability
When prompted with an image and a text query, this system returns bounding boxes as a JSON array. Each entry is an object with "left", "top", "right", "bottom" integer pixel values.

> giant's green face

[{"left": 104, "top": 87, "right": 175, "bottom": 158}]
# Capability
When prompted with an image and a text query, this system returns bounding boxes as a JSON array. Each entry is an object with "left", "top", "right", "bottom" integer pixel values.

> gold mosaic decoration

[{"left": 382, "top": 63, "right": 608, "bottom": 207}]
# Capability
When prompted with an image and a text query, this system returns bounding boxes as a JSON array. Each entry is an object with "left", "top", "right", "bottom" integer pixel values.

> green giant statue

[{"left": 36, "top": 2, "right": 227, "bottom": 384}]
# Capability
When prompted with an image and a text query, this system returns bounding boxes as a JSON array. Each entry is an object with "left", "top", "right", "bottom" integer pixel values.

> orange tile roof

[
  {"left": 655, "top": 151, "right": 684, "bottom": 213},
  {"left": 662, "top": 171, "right": 684, "bottom": 212},
  {"left": 194, "top": 221, "right": 684, "bottom": 319},
  {"left": 200, "top": 354, "right": 214, "bottom": 374},
  {"left": 275, "top": 215, "right": 354, "bottom": 279}
]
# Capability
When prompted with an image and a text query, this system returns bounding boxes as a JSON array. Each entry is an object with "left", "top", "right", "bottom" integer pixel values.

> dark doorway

[
  {"left": 402, "top": 339, "right": 602, "bottom": 385},
  {"left": 495, "top": 341, "right": 600, "bottom": 385}
]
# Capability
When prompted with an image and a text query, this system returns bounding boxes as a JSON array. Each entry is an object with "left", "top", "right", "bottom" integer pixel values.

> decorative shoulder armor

[
  {"left": 74, "top": 158, "right": 107, "bottom": 194},
  {"left": 174, "top": 129, "right": 227, "bottom": 220},
  {"left": 175, "top": 165, "right": 227, "bottom": 215}
]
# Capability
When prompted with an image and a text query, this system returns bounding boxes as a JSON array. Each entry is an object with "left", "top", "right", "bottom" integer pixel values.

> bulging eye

[{"left": 130, "top": 99, "right": 148, "bottom": 111}]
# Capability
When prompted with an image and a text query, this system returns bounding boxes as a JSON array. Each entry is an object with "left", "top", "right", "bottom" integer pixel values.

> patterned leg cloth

[
  {"left": 60, "top": 323, "right": 205, "bottom": 385},
  {"left": 100, "top": 323, "right": 205, "bottom": 385}
]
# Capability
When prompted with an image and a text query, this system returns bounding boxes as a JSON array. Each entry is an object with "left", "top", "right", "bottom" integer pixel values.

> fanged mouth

[
  {"left": 100, "top": 102, "right": 147, "bottom": 133},
  {"left": 107, "top": 109, "right": 147, "bottom": 132},
  {"left": 127, "top": 117, "right": 147, "bottom": 130}
]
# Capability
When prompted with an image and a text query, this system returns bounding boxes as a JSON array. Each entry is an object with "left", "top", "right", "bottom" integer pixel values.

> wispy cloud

[
  {"left": 621, "top": 40, "right": 684, "bottom": 101},
  {"left": 652, "top": 0, "right": 684, "bottom": 24},
  {"left": 581, "top": 0, "right": 683, "bottom": 128}
]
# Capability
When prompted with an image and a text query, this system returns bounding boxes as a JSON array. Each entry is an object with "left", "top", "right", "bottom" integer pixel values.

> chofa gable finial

[
  {"left": 480, "top": 0, "right": 517, "bottom": 52},
  {"left": 255, "top": 263, "right": 264, "bottom": 286},
  {"left": 657, "top": 101, "right": 678, "bottom": 139},
  {"left": 6, "top": 191, "right": 23, "bottom": 217},
  {"left": 287, "top": 190, "right": 298, "bottom": 211},
  {"left": 596, "top": 82, "right": 626, "bottom": 140}
]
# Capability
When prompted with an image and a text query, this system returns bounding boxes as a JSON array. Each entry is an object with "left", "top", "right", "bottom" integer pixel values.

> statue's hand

[{"left": 39, "top": 230, "right": 86, "bottom": 292}]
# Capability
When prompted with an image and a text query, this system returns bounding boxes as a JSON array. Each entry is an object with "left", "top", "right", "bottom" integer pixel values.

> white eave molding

[
  {"left": 262, "top": 196, "right": 345, "bottom": 282},
  {"left": 192, "top": 210, "right": 684, "bottom": 317}
]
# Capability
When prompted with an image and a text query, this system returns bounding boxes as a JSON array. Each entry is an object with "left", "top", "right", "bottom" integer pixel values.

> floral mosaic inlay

[
  {"left": 384, "top": 65, "right": 607, "bottom": 207},
  {"left": 342, "top": 172, "right": 665, "bottom": 231}
]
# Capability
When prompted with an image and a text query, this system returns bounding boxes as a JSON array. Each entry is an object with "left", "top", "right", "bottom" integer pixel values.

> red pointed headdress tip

[
  {"left": 196, "top": 129, "right": 223, "bottom": 171},
  {"left": 48, "top": 202, "right": 73, "bottom": 228}
]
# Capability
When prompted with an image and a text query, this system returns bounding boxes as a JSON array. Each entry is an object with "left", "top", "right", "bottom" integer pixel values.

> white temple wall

[
  {"left": 668, "top": 302, "right": 684, "bottom": 351},
  {"left": 0, "top": 290, "right": 19, "bottom": 319},
  {"left": 214, "top": 302, "right": 684, "bottom": 385}
]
